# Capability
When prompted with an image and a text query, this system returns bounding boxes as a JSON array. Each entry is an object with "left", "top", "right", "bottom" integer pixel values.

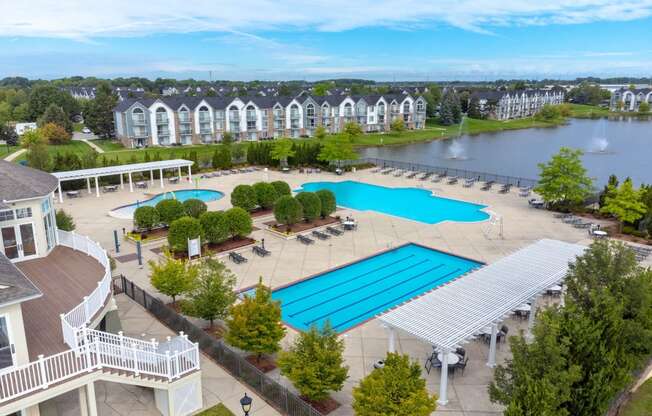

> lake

[{"left": 359, "top": 118, "right": 652, "bottom": 186}]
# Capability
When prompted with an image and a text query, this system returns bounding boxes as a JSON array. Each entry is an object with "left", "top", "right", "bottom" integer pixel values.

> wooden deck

[{"left": 17, "top": 246, "right": 105, "bottom": 360}]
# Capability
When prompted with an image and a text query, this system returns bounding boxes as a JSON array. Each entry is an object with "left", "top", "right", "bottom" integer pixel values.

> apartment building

[
  {"left": 609, "top": 87, "right": 652, "bottom": 112},
  {"left": 470, "top": 88, "right": 566, "bottom": 120},
  {"left": 0, "top": 161, "right": 201, "bottom": 416},
  {"left": 113, "top": 94, "right": 427, "bottom": 148}
]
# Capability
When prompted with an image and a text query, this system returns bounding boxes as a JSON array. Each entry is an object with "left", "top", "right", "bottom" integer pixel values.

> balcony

[
  {"left": 198, "top": 113, "right": 211, "bottom": 123},
  {"left": 132, "top": 116, "right": 146, "bottom": 125},
  {"left": 155, "top": 115, "right": 168, "bottom": 125}
]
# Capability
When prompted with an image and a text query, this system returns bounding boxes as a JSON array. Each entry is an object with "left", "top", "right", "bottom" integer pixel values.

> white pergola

[
  {"left": 52, "top": 159, "right": 194, "bottom": 202},
  {"left": 379, "top": 239, "right": 587, "bottom": 405}
]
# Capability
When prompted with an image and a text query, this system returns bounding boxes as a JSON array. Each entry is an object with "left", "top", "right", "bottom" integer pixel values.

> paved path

[
  {"left": 76, "top": 138, "right": 105, "bottom": 153},
  {"left": 4, "top": 148, "right": 26, "bottom": 161}
]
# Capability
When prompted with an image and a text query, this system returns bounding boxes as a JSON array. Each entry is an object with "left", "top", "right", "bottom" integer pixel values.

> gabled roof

[
  {"left": 0, "top": 252, "right": 42, "bottom": 307},
  {"left": 0, "top": 160, "right": 59, "bottom": 203}
]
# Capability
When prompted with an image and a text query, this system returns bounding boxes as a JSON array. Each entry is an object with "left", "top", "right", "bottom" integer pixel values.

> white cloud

[{"left": 2, "top": 0, "right": 652, "bottom": 39}]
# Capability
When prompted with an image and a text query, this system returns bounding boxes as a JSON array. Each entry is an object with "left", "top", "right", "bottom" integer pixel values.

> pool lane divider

[
  {"left": 288, "top": 259, "right": 435, "bottom": 317},
  {"left": 304, "top": 264, "right": 458, "bottom": 326},
  {"left": 281, "top": 254, "right": 416, "bottom": 308}
]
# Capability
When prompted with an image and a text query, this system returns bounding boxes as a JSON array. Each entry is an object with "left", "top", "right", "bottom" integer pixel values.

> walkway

[
  {"left": 75, "top": 138, "right": 105, "bottom": 153},
  {"left": 3, "top": 148, "right": 26, "bottom": 161}
]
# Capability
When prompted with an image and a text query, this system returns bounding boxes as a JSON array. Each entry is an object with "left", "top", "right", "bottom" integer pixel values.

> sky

[{"left": 1, "top": 0, "right": 652, "bottom": 81}]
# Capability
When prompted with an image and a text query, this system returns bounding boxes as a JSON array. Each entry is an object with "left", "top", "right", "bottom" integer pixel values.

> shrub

[
  {"left": 224, "top": 207, "right": 253, "bottom": 239},
  {"left": 295, "top": 192, "right": 321, "bottom": 222},
  {"left": 390, "top": 118, "right": 405, "bottom": 132},
  {"left": 183, "top": 198, "right": 207, "bottom": 218},
  {"left": 252, "top": 182, "right": 278, "bottom": 210},
  {"left": 149, "top": 250, "right": 197, "bottom": 304},
  {"left": 133, "top": 206, "right": 160, "bottom": 230},
  {"left": 230, "top": 184, "right": 257, "bottom": 211},
  {"left": 40, "top": 122, "right": 71, "bottom": 144},
  {"left": 55, "top": 209, "right": 75, "bottom": 231},
  {"left": 199, "top": 211, "right": 229, "bottom": 244},
  {"left": 273, "top": 195, "right": 303, "bottom": 229},
  {"left": 271, "top": 181, "right": 291, "bottom": 197},
  {"left": 167, "top": 217, "right": 204, "bottom": 253},
  {"left": 316, "top": 189, "right": 336, "bottom": 218},
  {"left": 156, "top": 199, "right": 186, "bottom": 225}
]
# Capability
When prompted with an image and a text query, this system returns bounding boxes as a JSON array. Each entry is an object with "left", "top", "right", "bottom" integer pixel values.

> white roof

[
  {"left": 379, "top": 239, "right": 586, "bottom": 350},
  {"left": 52, "top": 159, "right": 193, "bottom": 181}
]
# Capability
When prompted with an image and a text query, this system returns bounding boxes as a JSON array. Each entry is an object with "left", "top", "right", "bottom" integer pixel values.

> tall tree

[
  {"left": 27, "top": 84, "right": 79, "bottom": 121},
  {"left": 317, "top": 137, "right": 358, "bottom": 168},
  {"left": 534, "top": 147, "right": 593, "bottom": 210},
  {"left": 439, "top": 89, "right": 462, "bottom": 125},
  {"left": 342, "top": 121, "right": 363, "bottom": 141},
  {"left": 85, "top": 82, "right": 118, "bottom": 138},
  {"left": 270, "top": 138, "right": 295, "bottom": 168},
  {"left": 38, "top": 104, "right": 72, "bottom": 133},
  {"left": 600, "top": 178, "right": 647, "bottom": 230}
]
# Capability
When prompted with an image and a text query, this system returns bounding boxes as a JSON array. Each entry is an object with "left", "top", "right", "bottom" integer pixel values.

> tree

[
  {"left": 181, "top": 258, "right": 236, "bottom": 329},
  {"left": 40, "top": 123, "right": 71, "bottom": 145},
  {"left": 467, "top": 96, "right": 483, "bottom": 119},
  {"left": 55, "top": 210, "right": 75, "bottom": 231},
  {"left": 167, "top": 216, "right": 204, "bottom": 253},
  {"left": 38, "top": 104, "right": 72, "bottom": 133},
  {"left": 318, "top": 137, "right": 358, "bottom": 168},
  {"left": 273, "top": 195, "right": 303, "bottom": 230},
  {"left": 312, "top": 83, "right": 330, "bottom": 96},
  {"left": 535, "top": 104, "right": 562, "bottom": 121},
  {"left": 534, "top": 147, "right": 593, "bottom": 209},
  {"left": 27, "top": 84, "right": 79, "bottom": 122},
  {"left": 212, "top": 146, "right": 232, "bottom": 169},
  {"left": 85, "top": 82, "right": 118, "bottom": 138},
  {"left": 182, "top": 198, "right": 207, "bottom": 218},
  {"left": 149, "top": 250, "right": 197, "bottom": 304},
  {"left": 314, "top": 125, "right": 327, "bottom": 141},
  {"left": 221, "top": 131, "right": 233, "bottom": 146},
  {"left": 638, "top": 102, "right": 650, "bottom": 114},
  {"left": 567, "top": 83, "right": 606, "bottom": 106},
  {"left": 225, "top": 278, "right": 286, "bottom": 362},
  {"left": 271, "top": 180, "right": 291, "bottom": 197},
  {"left": 0, "top": 125, "right": 18, "bottom": 146},
  {"left": 439, "top": 90, "right": 462, "bottom": 125},
  {"left": 316, "top": 189, "right": 336, "bottom": 218},
  {"left": 601, "top": 178, "right": 647, "bottom": 231},
  {"left": 155, "top": 199, "right": 186, "bottom": 225},
  {"left": 599, "top": 174, "right": 619, "bottom": 208},
  {"left": 224, "top": 207, "right": 252, "bottom": 239},
  {"left": 134, "top": 206, "right": 160, "bottom": 230},
  {"left": 26, "top": 142, "right": 51, "bottom": 171},
  {"left": 353, "top": 353, "right": 437, "bottom": 416},
  {"left": 278, "top": 322, "right": 348, "bottom": 402},
  {"left": 295, "top": 192, "right": 321, "bottom": 222},
  {"left": 270, "top": 138, "right": 295, "bottom": 168},
  {"left": 230, "top": 184, "right": 257, "bottom": 211},
  {"left": 199, "top": 211, "right": 229, "bottom": 244},
  {"left": 390, "top": 118, "right": 405, "bottom": 132},
  {"left": 252, "top": 182, "right": 278, "bottom": 210},
  {"left": 20, "top": 129, "right": 46, "bottom": 148},
  {"left": 423, "top": 84, "right": 442, "bottom": 118},
  {"left": 342, "top": 121, "right": 363, "bottom": 142}
]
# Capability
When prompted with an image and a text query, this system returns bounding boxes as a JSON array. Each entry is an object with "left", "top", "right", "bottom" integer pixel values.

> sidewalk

[{"left": 4, "top": 148, "right": 26, "bottom": 161}]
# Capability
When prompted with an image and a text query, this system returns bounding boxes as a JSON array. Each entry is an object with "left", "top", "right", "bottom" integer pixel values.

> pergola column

[
  {"left": 188, "top": 165, "right": 192, "bottom": 182},
  {"left": 386, "top": 326, "right": 396, "bottom": 353},
  {"left": 150, "top": 169, "right": 154, "bottom": 186},
  {"left": 94, "top": 176, "right": 100, "bottom": 197},
  {"left": 437, "top": 349, "right": 450, "bottom": 406},
  {"left": 177, "top": 166, "right": 182, "bottom": 179},
  {"left": 526, "top": 299, "right": 537, "bottom": 341},
  {"left": 86, "top": 177, "right": 92, "bottom": 194},
  {"left": 119, "top": 173, "right": 124, "bottom": 189},
  {"left": 58, "top": 181, "right": 63, "bottom": 203},
  {"left": 487, "top": 323, "right": 498, "bottom": 368},
  {"left": 128, "top": 172, "right": 133, "bottom": 192},
  {"left": 159, "top": 168, "right": 164, "bottom": 188}
]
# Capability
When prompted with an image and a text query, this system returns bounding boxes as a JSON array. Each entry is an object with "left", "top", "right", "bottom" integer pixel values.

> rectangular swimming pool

[{"left": 271, "top": 243, "right": 482, "bottom": 333}]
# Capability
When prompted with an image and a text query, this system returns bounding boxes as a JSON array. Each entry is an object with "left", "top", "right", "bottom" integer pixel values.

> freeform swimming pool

[
  {"left": 297, "top": 181, "right": 489, "bottom": 224},
  {"left": 271, "top": 243, "right": 482, "bottom": 333},
  {"left": 110, "top": 189, "right": 224, "bottom": 219}
]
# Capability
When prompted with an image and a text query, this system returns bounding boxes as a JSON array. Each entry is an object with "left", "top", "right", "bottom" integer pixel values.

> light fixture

[{"left": 240, "top": 393, "right": 252, "bottom": 415}]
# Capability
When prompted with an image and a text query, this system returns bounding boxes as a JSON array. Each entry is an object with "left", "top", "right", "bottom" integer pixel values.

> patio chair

[
  {"left": 312, "top": 230, "right": 330, "bottom": 240},
  {"left": 455, "top": 347, "right": 466, "bottom": 358},
  {"left": 424, "top": 351, "right": 442, "bottom": 374},
  {"left": 454, "top": 356, "right": 469, "bottom": 376},
  {"left": 497, "top": 325, "right": 509, "bottom": 343},
  {"left": 297, "top": 234, "right": 315, "bottom": 245},
  {"left": 252, "top": 245, "right": 271, "bottom": 257},
  {"left": 326, "top": 226, "right": 343, "bottom": 236},
  {"left": 228, "top": 251, "right": 247, "bottom": 264}
]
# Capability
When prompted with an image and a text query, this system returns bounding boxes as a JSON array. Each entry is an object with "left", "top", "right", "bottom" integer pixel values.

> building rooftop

[
  {"left": 0, "top": 160, "right": 59, "bottom": 205},
  {"left": 0, "top": 252, "right": 42, "bottom": 308}
]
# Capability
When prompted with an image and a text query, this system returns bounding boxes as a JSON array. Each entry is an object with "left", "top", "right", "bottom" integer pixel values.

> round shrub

[
  {"left": 224, "top": 207, "right": 253, "bottom": 239},
  {"left": 295, "top": 192, "right": 321, "bottom": 222},
  {"left": 134, "top": 206, "right": 160, "bottom": 230},
  {"left": 230, "top": 184, "right": 257, "bottom": 211},
  {"left": 199, "top": 211, "right": 229, "bottom": 244},
  {"left": 156, "top": 199, "right": 186, "bottom": 225},
  {"left": 274, "top": 195, "right": 303, "bottom": 228},
  {"left": 316, "top": 189, "right": 336, "bottom": 218},
  {"left": 183, "top": 198, "right": 207, "bottom": 218},
  {"left": 167, "top": 216, "right": 204, "bottom": 253},
  {"left": 252, "top": 182, "right": 278, "bottom": 210},
  {"left": 271, "top": 181, "right": 292, "bottom": 197}
]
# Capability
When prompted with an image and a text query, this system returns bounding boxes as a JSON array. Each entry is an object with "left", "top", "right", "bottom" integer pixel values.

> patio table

[
  {"left": 592, "top": 230, "right": 608, "bottom": 238},
  {"left": 437, "top": 353, "right": 460, "bottom": 366},
  {"left": 515, "top": 304, "right": 531, "bottom": 312},
  {"left": 66, "top": 190, "right": 80, "bottom": 198}
]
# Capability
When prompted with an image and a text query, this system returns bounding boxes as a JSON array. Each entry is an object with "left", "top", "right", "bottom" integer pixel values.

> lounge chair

[
  {"left": 463, "top": 178, "right": 475, "bottom": 188},
  {"left": 312, "top": 230, "right": 330, "bottom": 240},
  {"left": 371, "top": 167, "right": 382, "bottom": 173},
  {"left": 297, "top": 234, "right": 315, "bottom": 245},
  {"left": 447, "top": 176, "right": 459, "bottom": 185},
  {"left": 432, "top": 173, "right": 446, "bottom": 183},
  {"left": 406, "top": 171, "right": 418, "bottom": 179},
  {"left": 499, "top": 184, "right": 512, "bottom": 194},
  {"left": 393, "top": 170, "right": 404, "bottom": 177},
  {"left": 326, "top": 226, "right": 343, "bottom": 236},
  {"left": 481, "top": 181, "right": 494, "bottom": 191},
  {"left": 168, "top": 177, "right": 180, "bottom": 184},
  {"left": 573, "top": 222, "right": 593, "bottom": 229},
  {"left": 228, "top": 251, "right": 247, "bottom": 264},
  {"left": 419, "top": 172, "right": 433, "bottom": 180},
  {"left": 252, "top": 245, "right": 271, "bottom": 257}
]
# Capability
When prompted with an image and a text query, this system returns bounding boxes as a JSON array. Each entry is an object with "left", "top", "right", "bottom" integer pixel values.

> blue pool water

[
  {"left": 110, "top": 189, "right": 224, "bottom": 218},
  {"left": 297, "top": 181, "right": 489, "bottom": 224},
  {"left": 271, "top": 243, "right": 482, "bottom": 333}
]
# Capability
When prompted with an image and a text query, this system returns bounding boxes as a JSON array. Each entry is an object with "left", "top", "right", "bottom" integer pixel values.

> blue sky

[{"left": 2, "top": 1, "right": 652, "bottom": 80}]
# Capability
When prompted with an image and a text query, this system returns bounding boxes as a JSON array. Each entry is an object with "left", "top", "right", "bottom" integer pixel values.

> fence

[
  {"left": 347, "top": 157, "right": 539, "bottom": 188},
  {"left": 114, "top": 275, "right": 325, "bottom": 416}
]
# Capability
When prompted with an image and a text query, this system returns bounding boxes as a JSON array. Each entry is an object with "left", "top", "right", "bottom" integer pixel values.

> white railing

[{"left": 0, "top": 333, "right": 200, "bottom": 404}]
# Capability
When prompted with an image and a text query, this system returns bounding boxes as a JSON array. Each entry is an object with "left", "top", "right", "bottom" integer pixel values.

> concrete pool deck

[{"left": 60, "top": 167, "right": 612, "bottom": 416}]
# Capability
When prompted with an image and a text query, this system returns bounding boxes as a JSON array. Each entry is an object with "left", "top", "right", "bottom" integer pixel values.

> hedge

[
  {"left": 271, "top": 181, "right": 292, "bottom": 197},
  {"left": 183, "top": 198, "right": 208, "bottom": 218},
  {"left": 231, "top": 184, "right": 257, "bottom": 211},
  {"left": 295, "top": 192, "right": 321, "bottom": 222},
  {"left": 167, "top": 216, "right": 204, "bottom": 253},
  {"left": 156, "top": 199, "right": 186, "bottom": 225},
  {"left": 224, "top": 207, "right": 253, "bottom": 239},
  {"left": 199, "top": 211, "right": 229, "bottom": 244},
  {"left": 316, "top": 189, "right": 336, "bottom": 218},
  {"left": 252, "top": 182, "right": 278, "bottom": 210},
  {"left": 273, "top": 195, "right": 303, "bottom": 227},
  {"left": 134, "top": 206, "right": 160, "bottom": 230}
]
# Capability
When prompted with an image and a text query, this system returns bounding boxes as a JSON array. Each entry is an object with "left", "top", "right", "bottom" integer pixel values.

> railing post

[
  {"left": 71, "top": 230, "right": 76, "bottom": 250},
  {"left": 166, "top": 351, "right": 172, "bottom": 381},
  {"left": 95, "top": 337, "right": 103, "bottom": 369},
  {"left": 174, "top": 350, "right": 180, "bottom": 379},
  {"left": 118, "top": 331, "right": 125, "bottom": 367},
  {"left": 83, "top": 296, "right": 90, "bottom": 323},
  {"left": 38, "top": 354, "right": 49, "bottom": 389},
  {"left": 132, "top": 343, "right": 140, "bottom": 376},
  {"left": 85, "top": 336, "right": 94, "bottom": 372},
  {"left": 194, "top": 342, "right": 199, "bottom": 369}
]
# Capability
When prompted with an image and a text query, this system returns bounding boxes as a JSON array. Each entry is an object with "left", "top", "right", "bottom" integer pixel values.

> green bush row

[
  {"left": 273, "top": 189, "right": 336, "bottom": 226},
  {"left": 230, "top": 180, "right": 292, "bottom": 212},
  {"left": 133, "top": 198, "right": 208, "bottom": 230}
]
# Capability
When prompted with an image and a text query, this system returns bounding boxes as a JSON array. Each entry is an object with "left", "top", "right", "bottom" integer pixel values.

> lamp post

[{"left": 240, "top": 393, "right": 252, "bottom": 415}]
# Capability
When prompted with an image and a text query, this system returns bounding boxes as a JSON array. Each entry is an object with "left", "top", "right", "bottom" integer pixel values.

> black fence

[
  {"left": 348, "top": 157, "right": 539, "bottom": 189},
  {"left": 113, "top": 275, "right": 323, "bottom": 416}
]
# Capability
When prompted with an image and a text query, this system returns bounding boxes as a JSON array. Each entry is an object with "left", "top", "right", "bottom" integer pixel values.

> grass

[
  {"left": 620, "top": 379, "right": 652, "bottom": 416},
  {"left": 567, "top": 104, "right": 611, "bottom": 118},
  {"left": 195, "top": 403, "right": 235, "bottom": 416},
  {"left": 73, "top": 122, "right": 84, "bottom": 132},
  {"left": 0, "top": 145, "right": 20, "bottom": 159},
  {"left": 93, "top": 139, "right": 125, "bottom": 152},
  {"left": 14, "top": 140, "right": 95, "bottom": 162}
]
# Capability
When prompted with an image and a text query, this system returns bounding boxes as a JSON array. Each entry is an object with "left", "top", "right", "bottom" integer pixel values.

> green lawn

[
  {"left": 621, "top": 379, "right": 652, "bottom": 416},
  {"left": 195, "top": 403, "right": 235, "bottom": 416},
  {"left": 567, "top": 104, "right": 611, "bottom": 118},
  {"left": 93, "top": 139, "right": 125, "bottom": 152},
  {"left": 73, "top": 122, "right": 84, "bottom": 132},
  {"left": 0, "top": 145, "right": 20, "bottom": 159},
  {"left": 15, "top": 140, "right": 95, "bottom": 162}
]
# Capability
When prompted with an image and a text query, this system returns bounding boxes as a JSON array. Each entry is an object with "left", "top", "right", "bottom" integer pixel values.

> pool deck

[{"left": 60, "top": 167, "right": 626, "bottom": 416}]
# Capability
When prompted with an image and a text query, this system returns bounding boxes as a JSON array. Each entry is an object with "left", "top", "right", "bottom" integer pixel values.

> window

[
  {"left": 290, "top": 104, "right": 300, "bottom": 129},
  {"left": 0, "top": 210, "right": 14, "bottom": 222},
  {"left": 229, "top": 106, "right": 240, "bottom": 132},
  {"left": 403, "top": 101, "right": 410, "bottom": 113},
  {"left": 198, "top": 106, "right": 210, "bottom": 123},
  {"left": 215, "top": 110, "right": 224, "bottom": 130},
  {"left": 179, "top": 108, "right": 190, "bottom": 123},
  {"left": 344, "top": 103, "right": 353, "bottom": 117},
  {"left": 306, "top": 104, "right": 315, "bottom": 128},
  {"left": 416, "top": 100, "right": 425, "bottom": 112},
  {"left": 246, "top": 106, "right": 257, "bottom": 130},
  {"left": 132, "top": 108, "right": 145, "bottom": 124},
  {"left": 16, "top": 208, "right": 32, "bottom": 219},
  {"left": 155, "top": 107, "right": 168, "bottom": 124}
]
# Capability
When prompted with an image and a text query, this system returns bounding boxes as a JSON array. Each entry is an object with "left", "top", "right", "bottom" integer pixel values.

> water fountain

[
  {"left": 588, "top": 119, "right": 611, "bottom": 154},
  {"left": 445, "top": 116, "right": 468, "bottom": 160}
]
